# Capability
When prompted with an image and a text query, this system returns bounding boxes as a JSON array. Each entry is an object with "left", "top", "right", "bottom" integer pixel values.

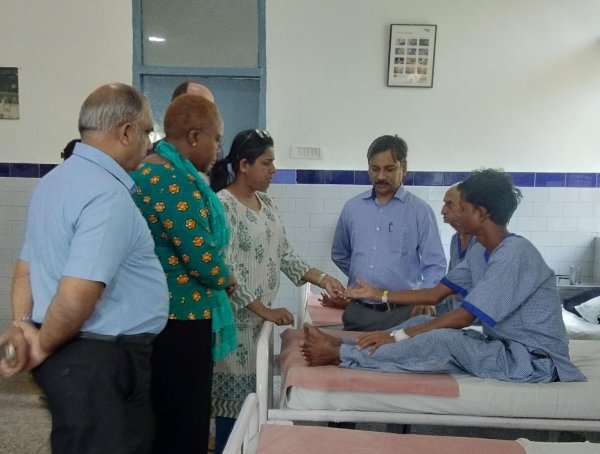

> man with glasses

[
  {"left": 326, "top": 134, "right": 446, "bottom": 331},
  {"left": 0, "top": 83, "right": 169, "bottom": 453}
]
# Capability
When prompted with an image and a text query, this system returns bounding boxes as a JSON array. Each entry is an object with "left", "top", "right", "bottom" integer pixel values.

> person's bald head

[
  {"left": 79, "top": 83, "right": 149, "bottom": 135},
  {"left": 171, "top": 81, "right": 215, "bottom": 103},
  {"left": 78, "top": 83, "right": 153, "bottom": 172},
  {"left": 441, "top": 185, "right": 462, "bottom": 231}
]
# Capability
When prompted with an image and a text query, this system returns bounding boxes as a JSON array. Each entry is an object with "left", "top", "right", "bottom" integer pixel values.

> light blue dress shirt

[
  {"left": 21, "top": 143, "right": 168, "bottom": 335},
  {"left": 331, "top": 186, "right": 446, "bottom": 300}
]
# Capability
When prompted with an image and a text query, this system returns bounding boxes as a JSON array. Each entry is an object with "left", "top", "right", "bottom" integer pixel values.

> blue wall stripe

[
  {"left": 535, "top": 173, "right": 566, "bottom": 187},
  {"left": 2, "top": 164, "right": 600, "bottom": 188}
]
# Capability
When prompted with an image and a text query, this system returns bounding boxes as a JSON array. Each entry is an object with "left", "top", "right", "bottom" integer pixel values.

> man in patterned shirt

[{"left": 302, "top": 169, "right": 584, "bottom": 383}]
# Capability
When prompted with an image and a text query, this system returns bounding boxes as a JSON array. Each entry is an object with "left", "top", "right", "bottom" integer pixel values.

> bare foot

[{"left": 300, "top": 323, "right": 342, "bottom": 366}]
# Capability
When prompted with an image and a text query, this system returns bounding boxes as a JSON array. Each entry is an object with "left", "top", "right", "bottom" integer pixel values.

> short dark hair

[
  {"left": 210, "top": 129, "right": 274, "bottom": 193},
  {"left": 458, "top": 169, "right": 522, "bottom": 227},
  {"left": 367, "top": 135, "right": 408, "bottom": 162}
]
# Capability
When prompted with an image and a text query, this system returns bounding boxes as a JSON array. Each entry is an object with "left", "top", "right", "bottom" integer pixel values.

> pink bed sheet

[
  {"left": 257, "top": 425, "right": 526, "bottom": 454},
  {"left": 280, "top": 328, "right": 459, "bottom": 397},
  {"left": 306, "top": 291, "right": 344, "bottom": 326}
]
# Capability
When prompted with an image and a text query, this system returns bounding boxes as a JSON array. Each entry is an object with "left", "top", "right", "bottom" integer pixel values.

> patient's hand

[
  {"left": 356, "top": 331, "right": 396, "bottom": 354},
  {"left": 344, "top": 278, "right": 380, "bottom": 301},
  {"left": 319, "top": 293, "right": 348, "bottom": 310},
  {"left": 411, "top": 305, "right": 435, "bottom": 317}
]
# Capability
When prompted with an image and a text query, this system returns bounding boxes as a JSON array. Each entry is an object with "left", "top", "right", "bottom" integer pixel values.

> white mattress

[
  {"left": 517, "top": 439, "right": 600, "bottom": 454},
  {"left": 283, "top": 340, "right": 600, "bottom": 421}
]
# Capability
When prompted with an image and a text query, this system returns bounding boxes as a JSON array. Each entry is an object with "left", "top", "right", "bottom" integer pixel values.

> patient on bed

[{"left": 301, "top": 169, "right": 585, "bottom": 383}]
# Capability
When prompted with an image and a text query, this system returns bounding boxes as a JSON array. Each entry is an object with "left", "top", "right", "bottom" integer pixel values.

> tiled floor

[{"left": 0, "top": 374, "right": 50, "bottom": 454}]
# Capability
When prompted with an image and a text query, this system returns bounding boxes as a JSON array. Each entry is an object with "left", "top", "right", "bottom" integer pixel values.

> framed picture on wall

[
  {"left": 387, "top": 24, "right": 437, "bottom": 88},
  {"left": 0, "top": 67, "right": 19, "bottom": 119}
]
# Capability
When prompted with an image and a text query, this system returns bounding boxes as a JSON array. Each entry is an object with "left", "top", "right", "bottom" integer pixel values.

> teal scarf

[{"left": 155, "top": 140, "right": 237, "bottom": 361}]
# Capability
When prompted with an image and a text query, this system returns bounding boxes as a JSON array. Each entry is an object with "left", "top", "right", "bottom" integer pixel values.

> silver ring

[{"left": 4, "top": 343, "right": 16, "bottom": 362}]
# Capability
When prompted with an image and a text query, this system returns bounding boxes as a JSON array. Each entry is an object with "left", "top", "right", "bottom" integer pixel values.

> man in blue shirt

[
  {"left": 0, "top": 83, "right": 169, "bottom": 453},
  {"left": 302, "top": 169, "right": 584, "bottom": 383},
  {"left": 327, "top": 135, "right": 446, "bottom": 331}
]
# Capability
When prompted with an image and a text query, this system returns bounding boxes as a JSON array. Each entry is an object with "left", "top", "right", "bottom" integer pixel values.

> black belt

[
  {"left": 32, "top": 323, "right": 155, "bottom": 346},
  {"left": 352, "top": 299, "right": 402, "bottom": 312},
  {"left": 79, "top": 332, "right": 156, "bottom": 345}
]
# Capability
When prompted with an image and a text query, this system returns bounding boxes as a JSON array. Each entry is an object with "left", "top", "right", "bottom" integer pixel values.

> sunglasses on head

[
  {"left": 236, "top": 129, "right": 272, "bottom": 153},
  {"left": 254, "top": 129, "right": 271, "bottom": 139}
]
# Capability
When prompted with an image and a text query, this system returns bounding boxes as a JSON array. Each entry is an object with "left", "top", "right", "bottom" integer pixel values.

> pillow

[{"left": 575, "top": 295, "right": 600, "bottom": 325}]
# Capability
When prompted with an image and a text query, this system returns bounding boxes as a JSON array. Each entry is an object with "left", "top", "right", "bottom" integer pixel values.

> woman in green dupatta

[{"left": 131, "top": 94, "right": 236, "bottom": 454}]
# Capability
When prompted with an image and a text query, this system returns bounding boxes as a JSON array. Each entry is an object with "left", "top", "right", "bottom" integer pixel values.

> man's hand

[
  {"left": 14, "top": 321, "right": 50, "bottom": 371},
  {"left": 411, "top": 305, "right": 436, "bottom": 317},
  {"left": 344, "top": 278, "right": 381, "bottom": 301},
  {"left": 0, "top": 325, "right": 28, "bottom": 377},
  {"left": 319, "top": 293, "right": 348, "bottom": 310},
  {"left": 356, "top": 331, "right": 397, "bottom": 354}
]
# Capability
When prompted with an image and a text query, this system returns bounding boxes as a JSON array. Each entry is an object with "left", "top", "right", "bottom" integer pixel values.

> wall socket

[{"left": 290, "top": 145, "right": 323, "bottom": 160}]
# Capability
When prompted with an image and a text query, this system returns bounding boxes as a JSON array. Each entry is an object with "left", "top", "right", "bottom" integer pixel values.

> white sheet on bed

[
  {"left": 517, "top": 438, "right": 599, "bottom": 454},
  {"left": 283, "top": 340, "right": 600, "bottom": 421},
  {"left": 563, "top": 309, "right": 600, "bottom": 340}
]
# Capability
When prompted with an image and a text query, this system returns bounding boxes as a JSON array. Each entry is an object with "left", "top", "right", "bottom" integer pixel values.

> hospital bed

[
  {"left": 225, "top": 393, "right": 600, "bottom": 454},
  {"left": 256, "top": 318, "right": 600, "bottom": 433}
]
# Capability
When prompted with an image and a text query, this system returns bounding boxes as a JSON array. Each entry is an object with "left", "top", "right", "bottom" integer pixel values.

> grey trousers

[
  {"left": 342, "top": 300, "right": 413, "bottom": 331},
  {"left": 340, "top": 315, "right": 558, "bottom": 382}
]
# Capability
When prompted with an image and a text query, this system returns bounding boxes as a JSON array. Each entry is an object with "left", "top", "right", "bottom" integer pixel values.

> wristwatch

[{"left": 381, "top": 290, "right": 389, "bottom": 304}]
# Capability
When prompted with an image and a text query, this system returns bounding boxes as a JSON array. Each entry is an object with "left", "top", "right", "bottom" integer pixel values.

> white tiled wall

[
  {"left": 595, "top": 237, "right": 600, "bottom": 282},
  {"left": 0, "top": 178, "right": 36, "bottom": 333},
  {"left": 1, "top": 178, "right": 600, "bottom": 340}
]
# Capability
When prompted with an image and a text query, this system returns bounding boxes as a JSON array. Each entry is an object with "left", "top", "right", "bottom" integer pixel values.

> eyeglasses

[{"left": 197, "top": 129, "right": 223, "bottom": 152}]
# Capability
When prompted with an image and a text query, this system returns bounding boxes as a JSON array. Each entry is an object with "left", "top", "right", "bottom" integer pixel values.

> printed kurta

[{"left": 212, "top": 190, "right": 310, "bottom": 418}]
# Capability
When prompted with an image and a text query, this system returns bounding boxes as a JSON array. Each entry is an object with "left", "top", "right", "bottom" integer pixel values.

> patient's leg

[{"left": 300, "top": 324, "right": 342, "bottom": 366}]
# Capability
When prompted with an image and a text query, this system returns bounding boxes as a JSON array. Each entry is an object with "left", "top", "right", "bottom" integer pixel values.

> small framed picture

[
  {"left": 0, "top": 67, "right": 19, "bottom": 119},
  {"left": 387, "top": 25, "right": 437, "bottom": 88}
]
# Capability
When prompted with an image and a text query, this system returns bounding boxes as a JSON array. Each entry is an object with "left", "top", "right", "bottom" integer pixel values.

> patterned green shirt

[{"left": 131, "top": 162, "right": 231, "bottom": 320}]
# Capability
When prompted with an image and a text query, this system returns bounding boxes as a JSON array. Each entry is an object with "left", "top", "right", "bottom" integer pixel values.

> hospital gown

[
  {"left": 340, "top": 235, "right": 585, "bottom": 383},
  {"left": 436, "top": 233, "right": 475, "bottom": 315}
]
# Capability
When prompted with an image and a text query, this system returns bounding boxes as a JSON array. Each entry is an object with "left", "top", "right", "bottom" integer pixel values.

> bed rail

[{"left": 256, "top": 321, "right": 274, "bottom": 425}]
